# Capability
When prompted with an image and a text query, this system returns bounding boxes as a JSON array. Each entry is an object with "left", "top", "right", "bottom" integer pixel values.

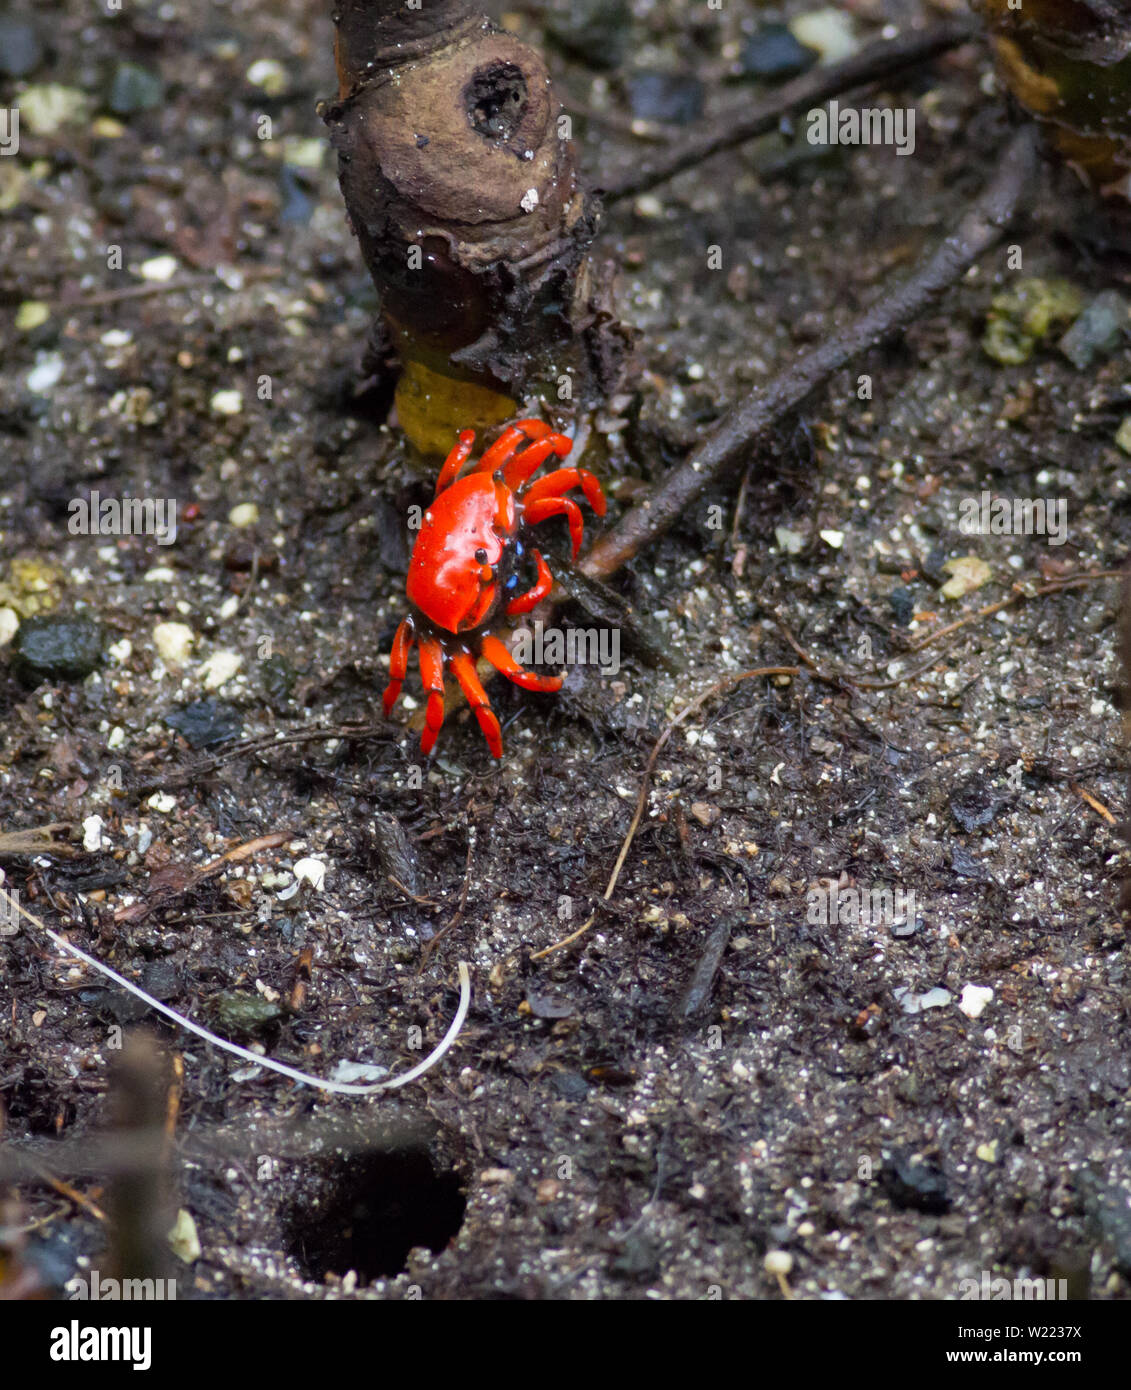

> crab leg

[
  {"left": 524, "top": 495, "right": 585, "bottom": 560},
  {"left": 382, "top": 617, "right": 415, "bottom": 717},
  {"left": 417, "top": 635, "right": 448, "bottom": 755},
  {"left": 480, "top": 633, "right": 563, "bottom": 692},
  {"left": 433, "top": 429, "right": 476, "bottom": 497},
  {"left": 505, "top": 548, "right": 554, "bottom": 615},
  {"left": 502, "top": 434, "right": 572, "bottom": 492},
  {"left": 522, "top": 466, "right": 606, "bottom": 516},
  {"left": 449, "top": 651, "right": 503, "bottom": 758},
  {"left": 472, "top": 418, "right": 552, "bottom": 478}
]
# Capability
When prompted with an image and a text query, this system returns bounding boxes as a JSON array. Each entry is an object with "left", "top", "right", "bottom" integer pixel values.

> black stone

[
  {"left": 165, "top": 699, "right": 243, "bottom": 749},
  {"left": 14, "top": 614, "right": 103, "bottom": 683},
  {"left": 740, "top": 25, "right": 818, "bottom": 83},
  {"left": 627, "top": 70, "right": 704, "bottom": 125}
]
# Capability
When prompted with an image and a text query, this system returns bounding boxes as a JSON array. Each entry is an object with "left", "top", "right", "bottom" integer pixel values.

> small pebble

[
  {"left": 26, "top": 353, "right": 64, "bottom": 394},
  {"left": 790, "top": 9, "right": 859, "bottom": 64},
  {"left": 228, "top": 502, "right": 259, "bottom": 527},
  {"left": 740, "top": 24, "right": 818, "bottom": 82},
  {"left": 18, "top": 84, "right": 89, "bottom": 135},
  {"left": 1058, "top": 290, "right": 1129, "bottom": 370},
  {"left": 139, "top": 254, "right": 178, "bottom": 282},
  {"left": 14, "top": 614, "right": 103, "bottom": 683},
  {"left": 106, "top": 61, "right": 165, "bottom": 115},
  {"left": 0, "top": 15, "right": 43, "bottom": 78},
  {"left": 959, "top": 983, "right": 994, "bottom": 1019},
  {"left": 245, "top": 58, "right": 290, "bottom": 96},
  {"left": 15, "top": 301, "right": 49, "bottom": 332},
  {"left": 198, "top": 650, "right": 243, "bottom": 690},
  {"left": 168, "top": 1209, "right": 201, "bottom": 1264},
  {"left": 627, "top": 70, "right": 704, "bottom": 125},
  {"left": 165, "top": 699, "right": 242, "bottom": 748},
  {"left": 210, "top": 389, "right": 243, "bottom": 416},
  {"left": 941, "top": 555, "right": 992, "bottom": 600},
  {"left": 895, "top": 986, "right": 952, "bottom": 1014},
  {"left": 152, "top": 621, "right": 195, "bottom": 666},
  {"left": 82, "top": 815, "right": 105, "bottom": 853}
]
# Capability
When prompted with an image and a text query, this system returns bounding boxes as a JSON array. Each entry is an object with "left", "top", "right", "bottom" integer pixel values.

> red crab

[{"left": 383, "top": 418, "right": 607, "bottom": 758}]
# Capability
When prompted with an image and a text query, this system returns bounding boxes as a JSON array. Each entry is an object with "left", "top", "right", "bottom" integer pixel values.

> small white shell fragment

[
  {"left": 959, "top": 984, "right": 994, "bottom": 1019},
  {"left": 894, "top": 985, "right": 952, "bottom": 1014},
  {"left": 293, "top": 857, "right": 327, "bottom": 891},
  {"left": 330, "top": 1061, "right": 389, "bottom": 1085},
  {"left": 147, "top": 793, "right": 177, "bottom": 814},
  {"left": 82, "top": 815, "right": 105, "bottom": 852}
]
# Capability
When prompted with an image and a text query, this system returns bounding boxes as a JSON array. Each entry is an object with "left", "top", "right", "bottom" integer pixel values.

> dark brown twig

[
  {"left": 605, "top": 17, "right": 980, "bottom": 203},
  {"left": 581, "top": 124, "right": 1039, "bottom": 582}
]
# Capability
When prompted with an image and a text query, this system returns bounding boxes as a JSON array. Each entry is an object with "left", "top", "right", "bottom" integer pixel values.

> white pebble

[
  {"left": 139, "top": 255, "right": 178, "bottom": 282},
  {"left": 228, "top": 503, "right": 259, "bottom": 527},
  {"left": 210, "top": 389, "right": 243, "bottom": 416},
  {"left": 153, "top": 621, "right": 196, "bottom": 666},
  {"left": 959, "top": 984, "right": 994, "bottom": 1019},
  {"left": 198, "top": 650, "right": 243, "bottom": 690}
]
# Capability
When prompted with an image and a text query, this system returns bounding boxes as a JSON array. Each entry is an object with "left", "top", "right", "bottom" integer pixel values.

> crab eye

[{"left": 475, "top": 547, "right": 489, "bottom": 563}]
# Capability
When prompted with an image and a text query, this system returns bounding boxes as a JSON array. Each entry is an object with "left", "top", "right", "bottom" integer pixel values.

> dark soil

[{"left": 1, "top": 0, "right": 1129, "bottom": 1301}]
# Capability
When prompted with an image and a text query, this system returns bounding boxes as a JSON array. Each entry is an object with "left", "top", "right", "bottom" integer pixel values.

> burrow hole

[{"left": 284, "top": 1146, "right": 466, "bottom": 1282}]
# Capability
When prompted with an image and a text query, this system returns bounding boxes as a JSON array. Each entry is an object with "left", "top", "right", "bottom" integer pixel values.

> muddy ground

[{"left": 1, "top": 0, "right": 1130, "bottom": 1301}]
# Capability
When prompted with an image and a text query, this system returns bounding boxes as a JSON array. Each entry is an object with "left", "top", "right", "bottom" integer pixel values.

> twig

[
  {"left": 531, "top": 667, "right": 799, "bottom": 960},
  {"left": 581, "top": 125, "right": 1039, "bottom": 582},
  {"left": 56, "top": 266, "right": 282, "bottom": 309},
  {"left": 112, "top": 831, "right": 291, "bottom": 925},
  {"left": 606, "top": 17, "right": 978, "bottom": 202},
  {"left": 907, "top": 570, "right": 1125, "bottom": 652},
  {"left": 135, "top": 722, "right": 391, "bottom": 795},
  {"left": 1071, "top": 783, "right": 1119, "bottom": 826},
  {"left": 0, "top": 824, "right": 78, "bottom": 860},
  {"left": 18, "top": 1155, "right": 107, "bottom": 1223}
]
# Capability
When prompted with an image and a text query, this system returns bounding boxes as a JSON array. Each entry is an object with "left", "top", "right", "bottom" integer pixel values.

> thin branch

[
  {"left": 604, "top": 17, "right": 979, "bottom": 203},
  {"left": 581, "top": 124, "right": 1039, "bottom": 582}
]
